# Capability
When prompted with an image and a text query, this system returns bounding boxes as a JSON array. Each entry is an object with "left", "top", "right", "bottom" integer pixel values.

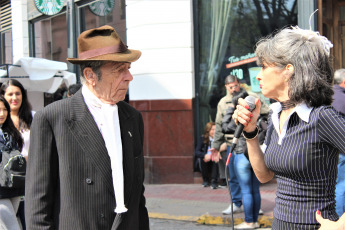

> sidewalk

[{"left": 145, "top": 179, "right": 277, "bottom": 228}]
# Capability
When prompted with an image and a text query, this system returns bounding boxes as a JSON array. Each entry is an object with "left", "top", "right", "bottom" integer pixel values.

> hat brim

[{"left": 67, "top": 49, "right": 141, "bottom": 64}]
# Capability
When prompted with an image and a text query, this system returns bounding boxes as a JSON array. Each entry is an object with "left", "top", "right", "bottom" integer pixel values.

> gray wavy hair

[{"left": 255, "top": 26, "right": 334, "bottom": 107}]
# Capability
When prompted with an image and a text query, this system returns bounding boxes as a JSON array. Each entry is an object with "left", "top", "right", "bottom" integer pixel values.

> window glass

[
  {"left": 34, "top": 13, "right": 67, "bottom": 62},
  {"left": 196, "top": 0, "right": 297, "bottom": 135},
  {"left": 78, "top": 0, "right": 127, "bottom": 42},
  {"left": 1, "top": 30, "right": 13, "bottom": 64}
]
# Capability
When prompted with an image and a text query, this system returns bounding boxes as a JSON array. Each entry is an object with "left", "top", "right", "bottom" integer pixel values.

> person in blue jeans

[
  {"left": 226, "top": 145, "right": 243, "bottom": 210},
  {"left": 336, "top": 153, "right": 345, "bottom": 216},
  {"left": 332, "top": 68, "right": 345, "bottom": 217},
  {"left": 210, "top": 75, "right": 243, "bottom": 214},
  {"left": 222, "top": 90, "right": 261, "bottom": 229}
]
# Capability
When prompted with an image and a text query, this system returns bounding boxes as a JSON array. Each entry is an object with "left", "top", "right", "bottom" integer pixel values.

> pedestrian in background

[
  {"left": 0, "top": 96, "right": 24, "bottom": 230},
  {"left": 233, "top": 26, "right": 345, "bottom": 229},
  {"left": 67, "top": 83, "right": 82, "bottom": 98},
  {"left": 316, "top": 69, "right": 345, "bottom": 230},
  {"left": 1, "top": 79, "right": 35, "bottom": 230},
  {"left": 332, "top": 69, "right": 345, "bottom": 218},
  {"left": 210, "top": 75, "right": 243, "bottom": 214},
  {"left": 195, "top": 122, "right": 223, "bottom": 189},
  {"left": 1, "top": 79, "right": 34, "bottom": 161},
  {"left": 25, "top": 25, "right": 149, "bottom": 230},
  {"left": 222, "top": 90, "right": 261, "bottom": 229}
]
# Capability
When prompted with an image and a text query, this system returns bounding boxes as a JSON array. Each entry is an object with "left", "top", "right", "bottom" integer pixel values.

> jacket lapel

[
  {"left": 66, "top": 91, "right": 114, "bottom": 195},
  {"left": 118, "top": 102, "right": 135, "bottom": 206}
]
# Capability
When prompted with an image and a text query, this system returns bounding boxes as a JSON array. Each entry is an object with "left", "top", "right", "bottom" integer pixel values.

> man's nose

[{"left": 126, "top": 71, "right": 133, "bottom": 81}]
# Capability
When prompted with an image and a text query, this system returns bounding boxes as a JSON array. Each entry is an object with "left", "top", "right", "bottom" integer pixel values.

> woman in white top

[
  {"left": 1, "top": 79, "right": 34, "bottom": 230},
  {"left": 1, "top": 79, "right": 34, "bottom": 160}
]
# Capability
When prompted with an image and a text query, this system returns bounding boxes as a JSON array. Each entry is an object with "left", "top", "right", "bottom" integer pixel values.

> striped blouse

[{"left": 263, "top": 102, "right": 345, "bottom": 225}]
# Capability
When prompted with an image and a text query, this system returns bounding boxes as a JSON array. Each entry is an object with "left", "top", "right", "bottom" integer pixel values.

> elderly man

[{"left": 25, "top": 25, "right": 149, "bottom": 230}]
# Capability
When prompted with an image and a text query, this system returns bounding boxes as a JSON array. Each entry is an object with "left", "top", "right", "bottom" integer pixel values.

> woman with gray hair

[{"left": 230, "top": 26, "right": 345, "bottom": 229}]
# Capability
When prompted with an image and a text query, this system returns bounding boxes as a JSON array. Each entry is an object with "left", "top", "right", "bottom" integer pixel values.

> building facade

[{"left": 0, "top": 0, "right": 344, "bottom": 183}]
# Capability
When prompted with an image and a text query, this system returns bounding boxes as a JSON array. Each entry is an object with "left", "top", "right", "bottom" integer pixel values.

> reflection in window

[
  {"left": 196, "top": 0, "right": 297, "bottom": 135},
  {"left": 34, "top": 13, "right": 67, "bottom": 62},
  {"left": 78, "top": 0, "right": 126, "bottom": 42},
  {"left": 0, "top": 30, "right": 13, "bottom": 64}
]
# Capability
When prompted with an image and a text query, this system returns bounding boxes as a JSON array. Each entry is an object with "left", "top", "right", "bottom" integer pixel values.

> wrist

[{"left": 243, "top": 126, "right": 259, "bottom": 140}]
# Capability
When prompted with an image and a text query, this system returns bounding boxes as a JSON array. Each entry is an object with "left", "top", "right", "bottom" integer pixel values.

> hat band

[{"left": 79, "top": 45, "right": 123, "bottom": 60}]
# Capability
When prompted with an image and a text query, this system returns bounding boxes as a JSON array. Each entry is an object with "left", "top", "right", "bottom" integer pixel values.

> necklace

[{"left": 280, "top": 100, "right": 296, "bottom": 110}]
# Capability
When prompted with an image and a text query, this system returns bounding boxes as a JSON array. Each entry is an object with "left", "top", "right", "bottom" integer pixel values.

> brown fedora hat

[{"left": 67, "top": 25, "right": 141, "bottom": 64}]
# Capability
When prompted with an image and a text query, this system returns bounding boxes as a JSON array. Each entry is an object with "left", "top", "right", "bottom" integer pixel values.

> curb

[
  {"left": 197, "top": 214, "right": 273, "bottom": 228},
  {"left": 149, "top": 212, "right": 273, "bottom": 228},
  {"left": 149, "top": 212, "right": 198, "bottom": 222}
]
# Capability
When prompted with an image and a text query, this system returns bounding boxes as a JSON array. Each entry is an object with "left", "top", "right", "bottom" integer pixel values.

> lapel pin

[{"left": 128, "top": 131, "right": 132, "bottom": 137}]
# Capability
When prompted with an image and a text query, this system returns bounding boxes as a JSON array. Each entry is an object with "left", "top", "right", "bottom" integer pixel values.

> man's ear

[{"left": 83, "top": 68, "right": 96, "bottom": 86}]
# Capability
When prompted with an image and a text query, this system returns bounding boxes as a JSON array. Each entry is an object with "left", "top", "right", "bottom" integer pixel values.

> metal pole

[{"left": 66, "top": 0, "right": 78, "bottom": 81}]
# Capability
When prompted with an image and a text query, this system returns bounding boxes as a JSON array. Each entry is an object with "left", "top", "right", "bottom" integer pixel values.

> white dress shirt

[{"left": 82, "top": 85, "right": 127, "bottom": 213}]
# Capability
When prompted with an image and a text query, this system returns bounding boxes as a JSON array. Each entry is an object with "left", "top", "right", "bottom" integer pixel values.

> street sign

[
  {"left": 89, "top": 0, "right": 115, "bottom": 16},
  {"left": 34, "top": 0, "right": 65, "bottom": 16}
]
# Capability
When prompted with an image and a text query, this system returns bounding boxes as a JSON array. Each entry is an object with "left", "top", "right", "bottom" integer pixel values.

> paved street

[{"left": 145, "top": 180, "right": 277, "bottom": 229}]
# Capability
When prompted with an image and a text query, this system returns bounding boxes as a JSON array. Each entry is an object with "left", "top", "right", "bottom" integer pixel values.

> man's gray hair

[
  {"left": 224, "top": 75, "right": 238, "bottom": 85},
  {"left": 334, "top": 69, "right": 345, "bottom": 85},
  {"left": 255, "top": 26, "right": 333, "bottom": 107},
  {"left": 79, "top": 61, "right": 107, "bottom": 81}
]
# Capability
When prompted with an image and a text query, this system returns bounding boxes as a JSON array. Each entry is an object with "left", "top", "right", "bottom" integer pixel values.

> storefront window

[
  {"left": 196, "top": 0, "right": 297, "bottom": 135},
  {"left": 78, "top": 0, "right": 127, "bottom": 42},
  {"left": 0, "top": 30, "right": 13, "bottom": 64},
  {"left": 32, "top": 0, "right": 126, "bottom": 63},
  {"left": 34, "top": 13, "right": 67, "bottom": 62}
]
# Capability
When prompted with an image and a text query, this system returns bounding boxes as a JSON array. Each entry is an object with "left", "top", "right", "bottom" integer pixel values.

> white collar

[
  {"left": 82, "top": 85, "right": 117, "bottom": 109},
  {"left": 270, "top": 101, "right": 313, "bottom": 123}
]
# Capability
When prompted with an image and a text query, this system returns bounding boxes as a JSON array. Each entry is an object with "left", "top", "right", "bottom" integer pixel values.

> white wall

[
  {"left": 11, "top": 0, "right": 29, "bottom": 63},
  {"left": 126, "top": 0, "right": 194, "bottom": 101}
]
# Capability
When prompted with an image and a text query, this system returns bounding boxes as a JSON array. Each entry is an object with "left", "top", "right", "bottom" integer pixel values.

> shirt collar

[
  {"left": 270, "top": 101, "right": 313, "bottom": 123},
  {"left": 82, "top": 85, "right": 117, "bottom": 109}
]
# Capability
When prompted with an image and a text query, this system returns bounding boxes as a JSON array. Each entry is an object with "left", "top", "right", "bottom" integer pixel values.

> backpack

[{"left": 0, "top": 131, "right": 26, "bottom": 188}]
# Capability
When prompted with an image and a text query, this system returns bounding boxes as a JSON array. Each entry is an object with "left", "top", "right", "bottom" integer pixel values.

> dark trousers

[
  {"left": 17, "top": 200, "right": 26, "bottom": 229},
  {"left": 200, "top": 159, "right": 219, "bottom": 183}
]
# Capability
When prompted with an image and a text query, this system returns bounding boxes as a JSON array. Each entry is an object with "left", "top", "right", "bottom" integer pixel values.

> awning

[{"left": 0, "top": 57, "right": 76, "bottom": 93}]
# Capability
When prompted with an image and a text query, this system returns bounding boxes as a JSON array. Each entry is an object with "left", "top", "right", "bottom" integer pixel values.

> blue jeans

[
  {"left": 227, "top": 146, "right": 242, "bottom": 207},
  {"left": 336, "top": 153, "right": 345, "bottom": 217},
  {"left": 234, "top": 153, "right": 261, "bottom": 223}
]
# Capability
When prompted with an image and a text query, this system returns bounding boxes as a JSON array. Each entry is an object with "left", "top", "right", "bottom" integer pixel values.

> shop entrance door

[{"left": 319, "top": 0, "right": 345, "bottom": 69}]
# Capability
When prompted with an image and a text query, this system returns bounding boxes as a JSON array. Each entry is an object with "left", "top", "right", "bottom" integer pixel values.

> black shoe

[
  {"left": 220, "top": 179, "right": 227, "bottom": 187},
  {"left": 211, "top": 183, "right": 218, "bottom": 189},
  {"left": 202, "top": 181, "right": 209, "bottom": 187}
]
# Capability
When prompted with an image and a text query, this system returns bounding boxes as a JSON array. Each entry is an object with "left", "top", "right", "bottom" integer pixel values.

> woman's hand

[
  {"left": 316, "top": 210, "right": 345, "bottom": 230},
  {"left": 204, "top": 154, "right": 211, "bottom": 162},
  {"left": 233, "top": 97, "right": 261, "bottom": 132}
]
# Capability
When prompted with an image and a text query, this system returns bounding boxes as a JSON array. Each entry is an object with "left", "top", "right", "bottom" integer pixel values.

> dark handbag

[{"left": 0, "top": 132, "right": 26, "bottom": 188}]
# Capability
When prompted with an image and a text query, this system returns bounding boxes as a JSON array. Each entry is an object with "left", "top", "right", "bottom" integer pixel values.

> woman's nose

[{"left": 256, "top": 70, "right": 263, "bottom": 81}]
